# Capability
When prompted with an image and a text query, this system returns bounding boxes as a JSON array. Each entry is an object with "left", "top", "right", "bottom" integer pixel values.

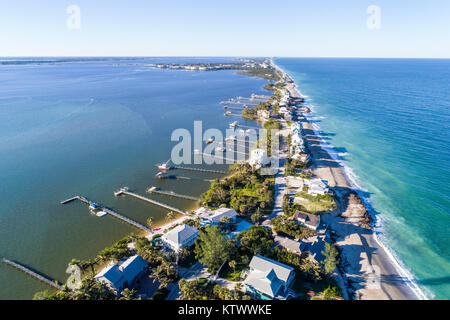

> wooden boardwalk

[
  {"left": 115, "top": 188, "right": 188, "bottom": 216},
  {"left": 61, "top": 196, "right": 152, "bottom": 233},
  {"left": 194, "top": 152, "right": 247, "bottom": 163},
  {"left": 173, "top": 165, "right": 228, "bottom": 175},
  {"left": 2, "top": 258, "right": 63, "bottom": 290},
  {"left": 147, "top": 187, "right": 201, "bottom": 201}
]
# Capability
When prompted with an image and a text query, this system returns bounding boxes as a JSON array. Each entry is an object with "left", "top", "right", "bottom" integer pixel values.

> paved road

[{"left": 166, "top": 262, "right": 208, "bottom": 300}]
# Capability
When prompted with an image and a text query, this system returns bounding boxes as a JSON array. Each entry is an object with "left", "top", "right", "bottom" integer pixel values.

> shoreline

[{"left": 272, "top": 59, "right": 426, "bottom": 300}]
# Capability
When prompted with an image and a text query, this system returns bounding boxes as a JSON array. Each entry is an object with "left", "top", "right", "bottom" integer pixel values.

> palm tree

[
  {"left": 146, "top": 217, "right": 154, "bottom": 229},
  {"left": 166, "top": 211, "right": 175, "bottom": 222},
  {"left": 194, "top": 216, "right": 201, "bottom": 228},
  {"left": 85, "top": 258, "right": 98, "bottom": 276},
  {"left": 229, "top": 260, "right": 237, "bottom": 281}
]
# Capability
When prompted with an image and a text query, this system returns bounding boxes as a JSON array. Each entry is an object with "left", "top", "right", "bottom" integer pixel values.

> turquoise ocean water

[
  {"left": 0, "top": 57, "right": 268, "bottom": 299},
  {"left": 275, "top": 58, "right": 450, "bottom": 299}
]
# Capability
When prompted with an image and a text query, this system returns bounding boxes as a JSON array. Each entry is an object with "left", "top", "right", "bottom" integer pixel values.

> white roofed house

[
  {"left": 200, "top": 207, "right": 237, "bottom": 226},
  {"left": 249, "top": 148, "right": 270, "bottom": 167},
  {"left": 244, "top": 255, "right": 295, "bottom": 300},
  {"left": 305, "top": 178, "right": 330, "bottom": 196},
  {"left": 161, "top": 224, "right": 199, "bottom": 252},
  {"left": 257, "top": 109, "right": 271, "bottom": 121},
  {"left": 291, "top": 152, "right": 310, "bottom": 163},
  {"left": 94, "top": 255, "right": 149, "bottom": 296}
]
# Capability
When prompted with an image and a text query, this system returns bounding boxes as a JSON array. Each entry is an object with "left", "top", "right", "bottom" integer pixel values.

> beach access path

[{"left": 286, "top": 83, "right": 420, "bottom": 300}]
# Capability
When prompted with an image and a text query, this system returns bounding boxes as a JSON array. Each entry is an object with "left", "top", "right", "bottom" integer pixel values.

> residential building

[
  {"left": 305, "top": 178, "right": 329, "bottom": 195},
  {"left": 244, "top": 255, "right": 295, "bottom": 300},
  {"left": 293, "top": 210, "right": 320, "bottom": 231},
  {"left": 249, "top": 148, "right": 270, "bottom": 167},
  {"left": 200, "top": 207, "right": 238, "bottom": 226},
  {"left": 94, "top": 255, "right": 149, "bottom": 296},
  {"left": 161, "top": 224, "right": 199, "bottom": 252},
  {"left": 257, "top": 109, "right": 271, "bottom": 121}
]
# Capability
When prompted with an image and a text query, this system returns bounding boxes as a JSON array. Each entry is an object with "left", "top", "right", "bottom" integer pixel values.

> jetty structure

[
  {"left": 114, "top": 187, "right": 188, "bottom": 216},
  {"left": 147, "top": 187, "right": 201, "bottom": 201},
  {"left": 2, "top": 257, "right": 63, "bottom": 290},
  {"left": 60, "top": 196, "right": 152, "bottom": 233},
  {"left": 172, "top": 165, "right": 227, "bottom": 175}
]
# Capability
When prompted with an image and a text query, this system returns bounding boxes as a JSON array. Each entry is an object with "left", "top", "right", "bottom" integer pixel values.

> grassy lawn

[
  {"left": 293, "top": 191, "right": 337, "bottom": 214},
  {"left": 219, "top": 263, "right": 247, "bottom": 281}
]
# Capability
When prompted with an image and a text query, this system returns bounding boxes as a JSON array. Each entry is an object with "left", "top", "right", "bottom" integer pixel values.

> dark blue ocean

[{"left": 275, "top": 58, "right": 450, "bottom": 299}]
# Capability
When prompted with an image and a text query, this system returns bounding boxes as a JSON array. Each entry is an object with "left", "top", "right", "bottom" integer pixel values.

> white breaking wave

[{"left": 274, "top": 60, "right": 430, "bottom": 300}]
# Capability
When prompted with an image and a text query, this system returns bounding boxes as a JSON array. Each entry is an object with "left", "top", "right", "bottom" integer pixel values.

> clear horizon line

[{"left": 1, "top": 55, "right": 449, "bottom": 59}]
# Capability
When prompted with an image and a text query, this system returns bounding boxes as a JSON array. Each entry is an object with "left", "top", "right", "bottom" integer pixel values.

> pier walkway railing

[
  {"left": 147, "top": 187, "right": 201, "bottom": 201},
  {"left": 60, "top": 196, "right": 152, "bottom": 233},
  {"left": 2, "top": 258, "right": 63, "bottom": 290},
  {"left": 173, "top": 165, "right": 228, "bottom": 175},
  {"left": 115, "top": 188, "right": 188, "bottom": 216}
]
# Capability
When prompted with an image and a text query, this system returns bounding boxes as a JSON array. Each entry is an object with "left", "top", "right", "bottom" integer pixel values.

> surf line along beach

[{"left": 273, "top": 61, "right": 425, "bottom": 300}]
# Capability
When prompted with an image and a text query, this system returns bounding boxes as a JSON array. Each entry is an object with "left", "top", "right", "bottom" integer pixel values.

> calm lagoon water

[
  {"left": 0, "top": 58, "right": 268, "bottom": 299},
  {"left": 275, "top": 58, "right": 450, "bottom": 299}
]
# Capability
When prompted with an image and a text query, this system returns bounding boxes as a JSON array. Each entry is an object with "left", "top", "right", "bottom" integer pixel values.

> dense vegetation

[
  {"left": 271, "top": 215, "right": 316, "bottom": 240},
  {"left": 200, "top": 164, "right": 274, "bottom": 216},
  {"left": 241, "top": 107, "right": 258, "bottom": 120},
  {"left": 194, "top": 226, "right": 236, "bottom": 273},
  {"left": 178, "top": 278, "right": 251, "bottom": 300}
]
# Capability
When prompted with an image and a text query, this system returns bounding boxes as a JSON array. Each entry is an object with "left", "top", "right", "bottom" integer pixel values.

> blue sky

[{"left": 0, "top": 0, "right": 449, "bottom": 57}]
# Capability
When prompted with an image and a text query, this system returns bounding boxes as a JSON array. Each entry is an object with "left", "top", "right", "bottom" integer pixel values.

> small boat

[
  {"left": 225, "top": 135, "right": 236, "bottom": 141},
  {"left": 96, "top": 211, "right": 107, "bottom": 217},
  {"left": 215, "top": 146, "right": 225, "bottom": 152},
  {"left": 229, "top": 121, "right": 238, "bottom": 128},
  {"left": 206, "top": 138, "right": 214, "bottom": 144},
  {"left": 89, "top": 203, "right": 101, "bottom": 211},
  {"left": 156, "top": 172, "right": 168, "bottom": 179},
  {"left": 157, "top": 161, "right": 171, "bottom": 171}
]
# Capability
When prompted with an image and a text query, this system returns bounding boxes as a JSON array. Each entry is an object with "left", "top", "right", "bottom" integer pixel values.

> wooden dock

[
  {"left": 173, "top": 165, "right": 228, "bottom": 175},
  {"left": 237, "top": 124, "right": 261, "bottom": 130},
  {"left": 195, "top": 152, "right": 247, "bottom": 163},
  {"left": 61, "top": 196, "right": 152, "bottom": 233},
  {"left": 115, "top": 188, "right": 188, "bottom": 216},
  {"left": 147, "top": 187, "right": 201, "bottom": 201},
  {"left": 2, "top": 258, "right": 63, "bottom": 290}
]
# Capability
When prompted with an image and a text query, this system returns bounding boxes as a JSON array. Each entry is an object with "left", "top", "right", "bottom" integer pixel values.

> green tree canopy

[{"left": 194, "top": 226, "right": 235, "bottom": 273}]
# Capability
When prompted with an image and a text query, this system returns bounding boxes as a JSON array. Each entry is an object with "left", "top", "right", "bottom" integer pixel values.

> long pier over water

[
  {"left": 115, "top": 188, "right": 188, "bottom": 216},
  {"left": 173, "top": 165, "right": 228, "bottom": 175},
  {"left": 61, "top": 196, "right": 152, "bottom": 233},
  {"left": 147, "top": 187, "right": 200, "bottom": 201},
  {"left": 2, "top": 258, "right": 63, "bottom": 290}
]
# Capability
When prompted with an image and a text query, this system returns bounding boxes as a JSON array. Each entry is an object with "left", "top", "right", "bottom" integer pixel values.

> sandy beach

[{"left": 285, "top": 82, "right": 421, "bottom": 300}]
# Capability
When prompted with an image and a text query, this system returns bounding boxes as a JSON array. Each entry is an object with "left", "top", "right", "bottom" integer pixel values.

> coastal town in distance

[{"left": 4, "top": 58, "right": 420, "bottom": 301}]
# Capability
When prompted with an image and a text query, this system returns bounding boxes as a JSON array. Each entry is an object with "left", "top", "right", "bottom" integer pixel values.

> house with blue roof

[{"left": 94, "top": 255, "right": 149, "bottom": 295}]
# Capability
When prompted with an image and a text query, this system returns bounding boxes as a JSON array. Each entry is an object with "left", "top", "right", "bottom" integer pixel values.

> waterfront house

[
  {"left": 293, "top": 210, "right": 320, "bottom": 231},
  {"left": 244, "top": 255, "right": 295, "bottom": 300},
  {"left": 199, "top": 207, "right": 237, "bottom": 226},
  {"left": 305, "top": 178, "right": 329, "bottom": 196},
  {"left": 249, "top": 148, "right": 270, "bottom": 167},
  {"left": 257, "top": 109, "right": 271, "bottom": 121},
  {"left": 161, "top": 224, "right": 199, "bottom": 252},
  {"left": 291, "top": 152, "right": 310, "bottom": 163},
  {"left": 95, "top": 255, "right": 149, "bottom": 296}
]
